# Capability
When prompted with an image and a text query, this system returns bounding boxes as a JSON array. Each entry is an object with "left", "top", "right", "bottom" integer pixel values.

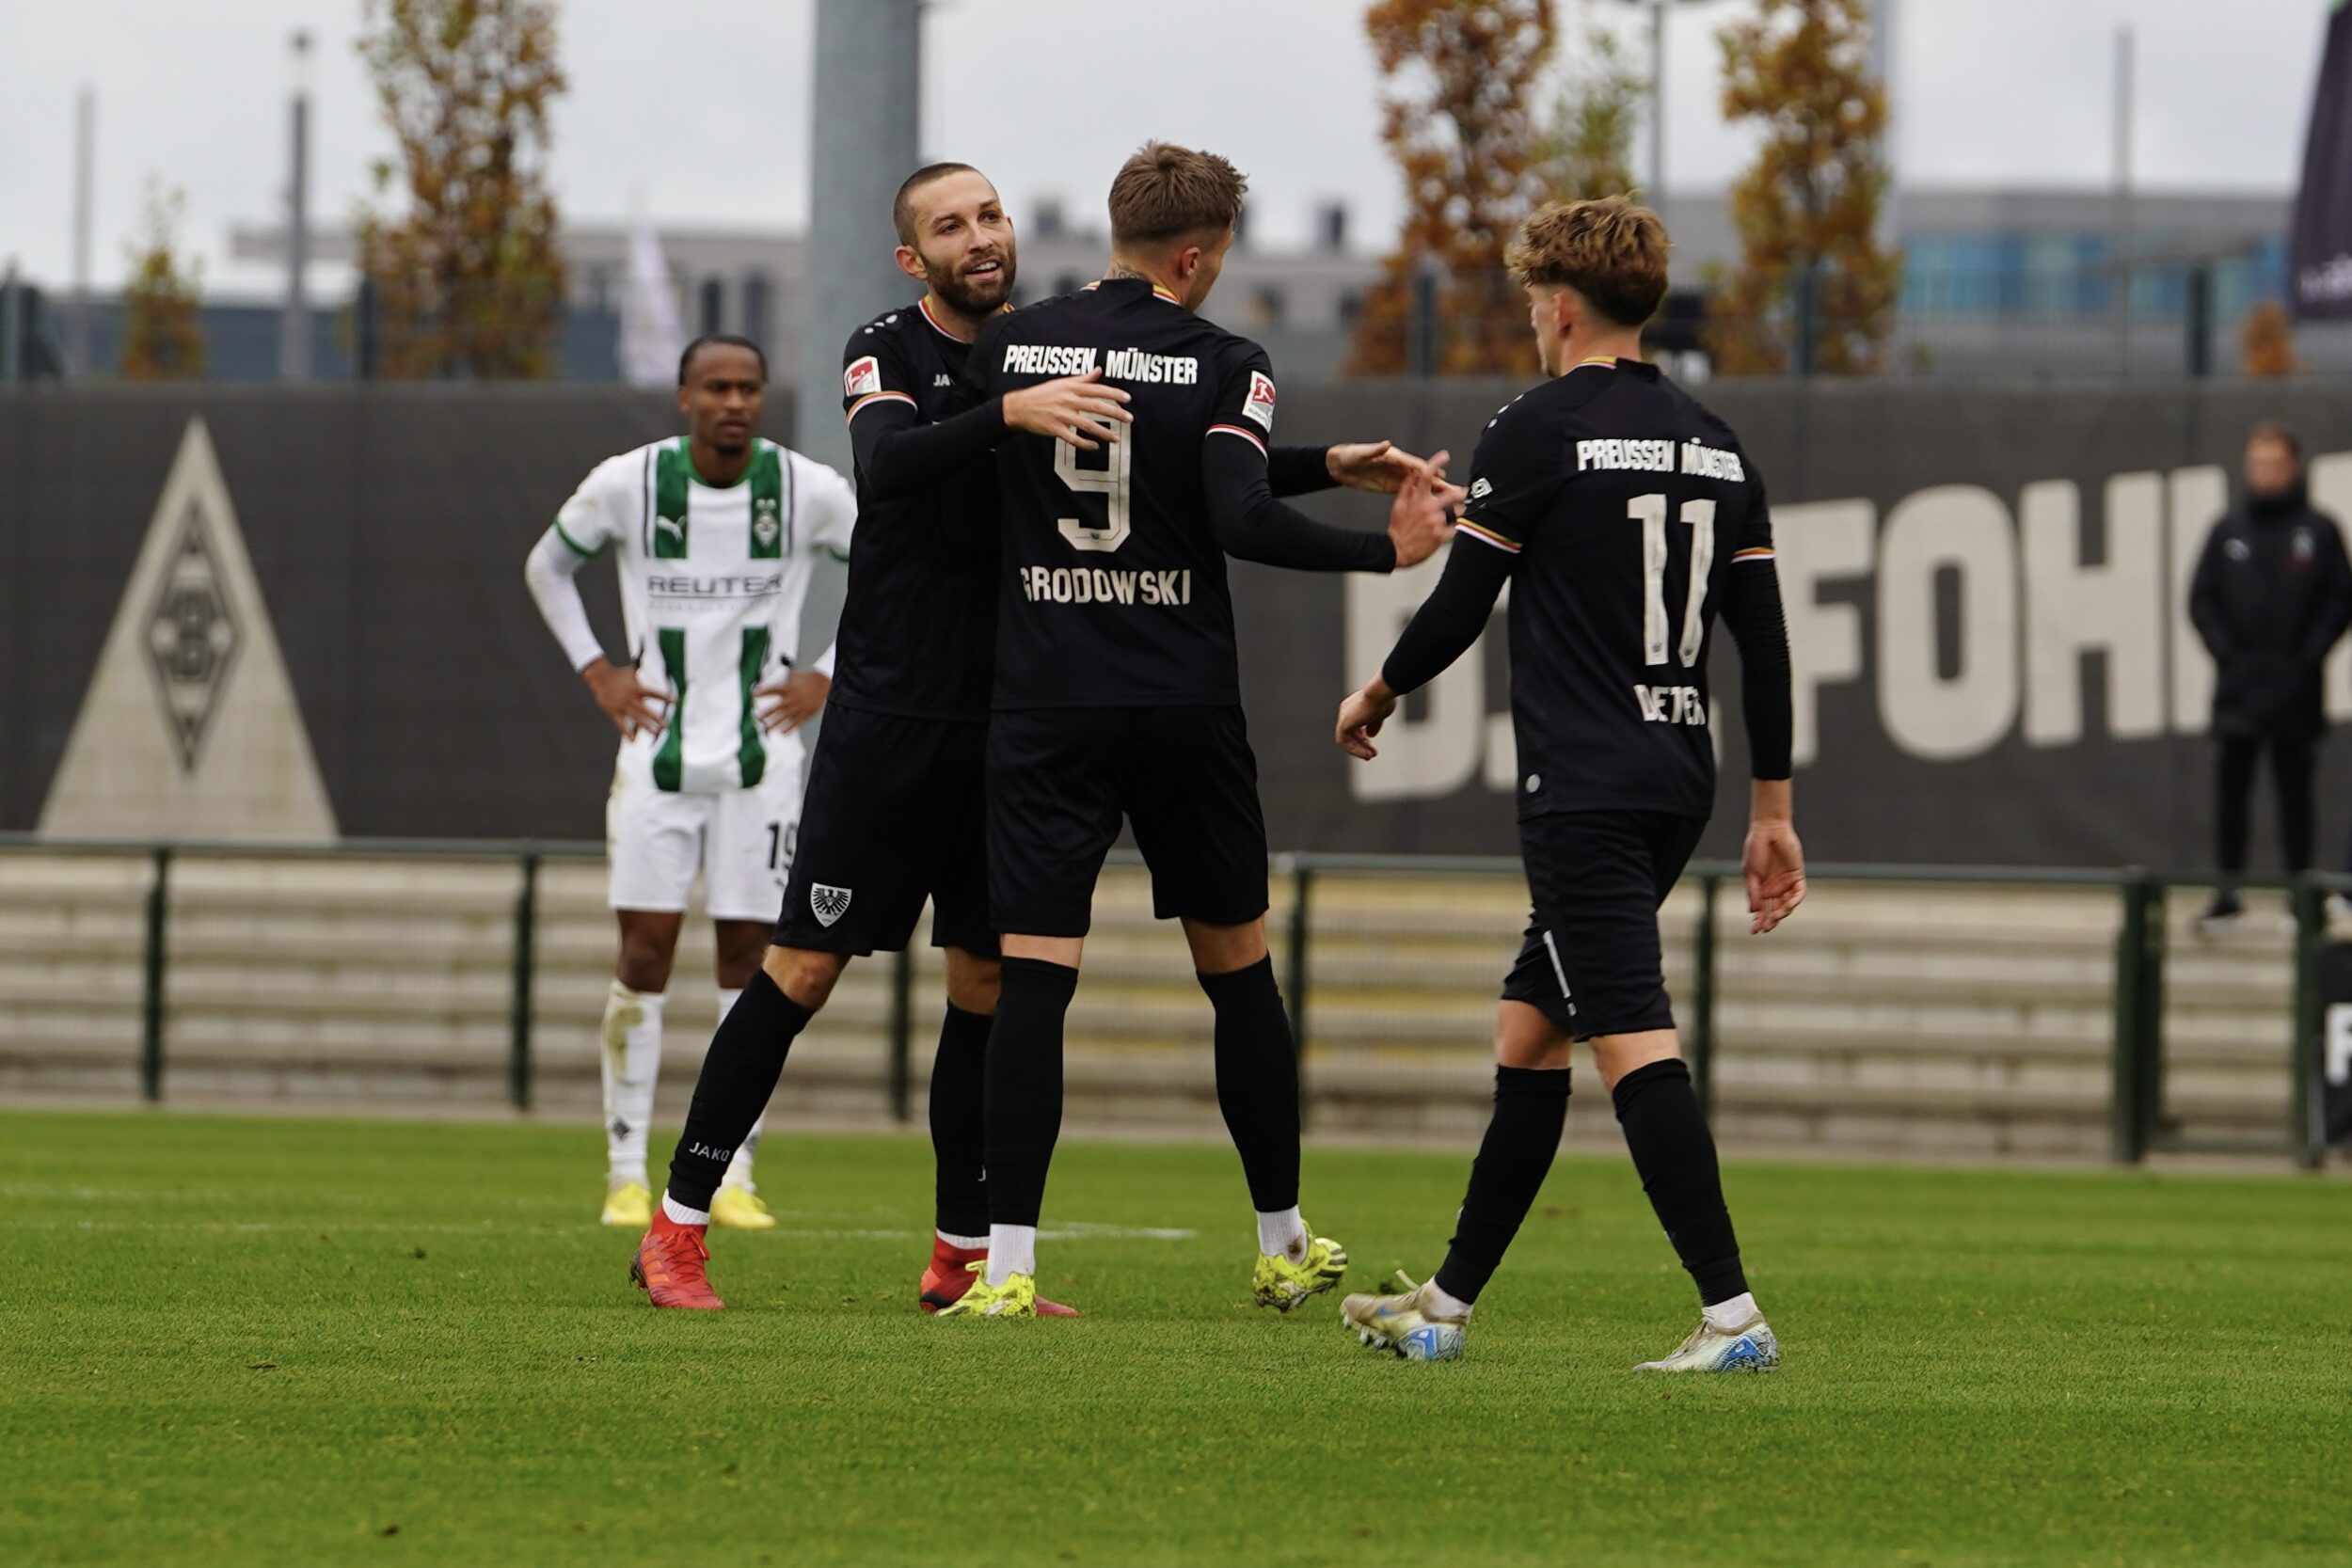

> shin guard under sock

[
  {"left": 929, "top": 1003, "right": 993, "bottom": 1239},
  {"left": 1611, "top": 1057, "right": 1749, "bottom": 1306},
  {"left": 664, "top": 970, "right": 812, "bottom": 1212},
  {"left": 1433, "top": 1066, "right": 1571, "bottom": 1305},
  {"left": 1200, "top": 958, "right": 1302, "bottom": 1214},
  {"left": 982, "top": 958, "right": 1077, "bottom": 1229}
]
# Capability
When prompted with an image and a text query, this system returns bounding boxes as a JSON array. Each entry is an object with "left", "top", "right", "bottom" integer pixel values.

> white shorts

[{"left": 606, "top": 738, "right": 805, "bottom": 922}]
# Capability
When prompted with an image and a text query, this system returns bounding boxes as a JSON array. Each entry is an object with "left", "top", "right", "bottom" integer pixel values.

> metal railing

[{"left": 0, "top": 833, "right": 2340, "bottom": 1168}]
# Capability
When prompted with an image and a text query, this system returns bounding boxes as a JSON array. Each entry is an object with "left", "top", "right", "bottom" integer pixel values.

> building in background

[{"left": 7, "top": 187, "right": 2330, "bottom": 386}]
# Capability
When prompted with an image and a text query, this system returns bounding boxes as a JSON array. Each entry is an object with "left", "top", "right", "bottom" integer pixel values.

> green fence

[{"left": 0, "top": 833, "right": 2340, "bottom": 1168}]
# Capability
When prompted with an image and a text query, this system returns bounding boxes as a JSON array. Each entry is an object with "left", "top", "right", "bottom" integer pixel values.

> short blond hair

[
  {"left": 1506, "top": 197, "right": 1670, "bottom": 327},
  {"left": 1107, "top": 142, "right": 1248, "bottom": 246}
]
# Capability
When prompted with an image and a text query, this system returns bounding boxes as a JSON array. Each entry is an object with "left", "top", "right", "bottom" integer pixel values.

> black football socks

[
  {"left": 982, "top": 957, "right": 1078, "bottom": 1229},
  {"left": 1611, "top": 1057, "right": 1749, "bottom": 1306},
  {"left": 929, "top": 1003, "right": 993, "bottom": 1240},
  {"left": 1199, "top": 957, "right": 1303, "bottom": 1214},
  {"left": 664, "top": 969, "right": 813, "bottom": 1213},
  {"left": 1432, "top": 1066, "right": 1571, "bottom": 1305}
]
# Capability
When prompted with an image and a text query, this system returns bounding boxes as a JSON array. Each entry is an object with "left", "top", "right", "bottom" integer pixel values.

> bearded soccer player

[
  {"left": 630, "top": 162, "right": 1452, "bottom": 1312},
  {"left": 1332, "top": 198, "right": 1802, "bottom": 1371},
  {"left": 938, "top": 143, "right": 1460, "bottom": 1320},
  {"left": 524, "top": 334, "right": 855, "bottom": 1230}
]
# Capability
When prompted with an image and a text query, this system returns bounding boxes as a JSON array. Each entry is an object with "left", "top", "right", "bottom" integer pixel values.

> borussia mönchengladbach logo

[{"left": 144, "top": 501, "right": 243, "bottom": 772}]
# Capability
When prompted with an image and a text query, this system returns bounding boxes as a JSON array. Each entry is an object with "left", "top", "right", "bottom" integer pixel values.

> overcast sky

[{"left": 0, "top": 0, "right": 2333, "bottom": 293}]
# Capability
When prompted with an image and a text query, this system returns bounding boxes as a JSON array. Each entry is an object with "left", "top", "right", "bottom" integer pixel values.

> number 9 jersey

[
  {"left": 966, "top": 277, "right": 1282, "bottom": 710},
  {"left": 1460, "top": 358, "right": 1777, "bottom": 820}
]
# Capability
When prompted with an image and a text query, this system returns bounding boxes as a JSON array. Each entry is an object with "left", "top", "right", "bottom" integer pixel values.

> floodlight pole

[
  {"left": 798, "top": 0, "right": 923, "bottom": 473},
  {"left": 279, "top": 31, "right": 312, "bottom": 383},
  {"left": 70, "top": 86, "right": 94, "bottom": 376},
  {"left": 1608, "top": 0, "right": 1730, "bottom": 223}
]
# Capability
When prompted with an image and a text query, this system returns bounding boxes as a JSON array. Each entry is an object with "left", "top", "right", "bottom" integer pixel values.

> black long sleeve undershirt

[
  {"left": 850, "top": 397, "right": 1008, "bottom": 501},
  {"left": 1380, "top": 543, "right": 1796, "bottom": 783},
  {"left": 1379, "top": 537, "right": 1512, "bottom": 698},
  {"left": 1267, "top": 445, "right": 1337, "bottom": 498},
  {"left": 1200, "top": 435, "right": 1392, "bottom": 573},
  {"left": 1721, "top": 559, "right": 1793, "bottom": 782}
]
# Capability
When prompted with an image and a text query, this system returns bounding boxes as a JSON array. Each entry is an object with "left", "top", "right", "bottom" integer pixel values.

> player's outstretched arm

[
  {"left": 851, "top": 372, "right": 1129, "bottom": 502},
  {"left": 1335, "top": 527, "right": 1516, "bottom": 760},
  {"left": 1200, "top": 432, "right": 1451, "bottom": 573}
]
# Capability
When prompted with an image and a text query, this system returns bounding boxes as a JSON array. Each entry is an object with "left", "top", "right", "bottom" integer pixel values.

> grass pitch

[{"left": 3, "top": 1109, "right": 2346, "bottom": 1567}]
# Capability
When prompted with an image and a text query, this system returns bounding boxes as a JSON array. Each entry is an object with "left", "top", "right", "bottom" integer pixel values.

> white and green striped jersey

[{"left": 552, "top": 436, "right": 857, "bottom": 793}]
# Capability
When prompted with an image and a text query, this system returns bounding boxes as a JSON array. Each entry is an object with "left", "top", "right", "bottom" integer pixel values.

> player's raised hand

[
  {"left": 1385, "top": 465, "right": 1455, "bottom": 569},
  {"left": 1003, "top": 370, "right": 1133, "bottom": 451},
  {"left": 1741, "top": 817, "right": 1806, "bottom": 935},
  {"left": 1335, "top": 677, "right": 1399, "bottom": 761},
  {"left": 756, "top": 670, "right": 831, "bottom": 735},
  {"left": 582, "top": 657, "right": 672, "bottom": 740}
]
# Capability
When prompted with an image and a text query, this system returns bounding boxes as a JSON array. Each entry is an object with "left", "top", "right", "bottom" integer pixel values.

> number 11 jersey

[
  {"left": 1458, "top": 357, "right": 1775, "bottom": 820},
  {"left": 968, "top": 277, "right": 1281, "bottom": 710}
]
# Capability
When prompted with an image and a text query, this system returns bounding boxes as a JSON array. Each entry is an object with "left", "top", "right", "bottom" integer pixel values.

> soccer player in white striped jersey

[{"left": 523, "top": 333, "right": 857, "bottom": 1228}]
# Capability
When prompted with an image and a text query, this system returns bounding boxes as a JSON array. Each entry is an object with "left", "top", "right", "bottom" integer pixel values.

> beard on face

[{"left": 927, "top": 236, "right": 1019, "bottom": 317}]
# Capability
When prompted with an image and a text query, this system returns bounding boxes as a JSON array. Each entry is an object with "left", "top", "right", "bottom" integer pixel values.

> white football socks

[
  {"left": 937, "top": 1229, "right": 990, "bottom": 1251},
  {"left": 1256, "top": 1206, "right": 1308, "bottom": 1263},
  {"left": 599, "top": 980, "right": 665, "bottom": 1187},
  {"left": 1705, "top": 1291, "right": 1761, "bottom": 1333},
  {"left": 721, "top": 1114, "right": 764, "bottom": 1194},
  {"left": 1422, "top": 1278, "right": 1475, "bottom": 1322},
  {"left": 660, "top": 1194, "right": 710, "bottom": 1227},
  {"left": 985, "top": 1224, "right": 1037, "bottom": 1286}
]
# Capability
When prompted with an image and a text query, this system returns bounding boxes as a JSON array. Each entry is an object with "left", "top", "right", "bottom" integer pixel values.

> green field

[{"left": 3, "top": 1109, "right": 2346, "bottom": 1567}]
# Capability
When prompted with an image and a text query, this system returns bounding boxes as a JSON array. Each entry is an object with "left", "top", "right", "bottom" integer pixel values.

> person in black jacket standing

[{"left": 2188, "top": 423, "right": 2352, "bottom": 926}]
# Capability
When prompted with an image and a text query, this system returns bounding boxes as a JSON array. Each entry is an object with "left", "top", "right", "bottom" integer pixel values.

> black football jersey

[
  {"left": 970, "top": 277, "right": 1285, "bottom": 708},
  {"left": 833, "top": 298, "right": 999, "bottom": 721},
  {"left": 1459, "top": 358, "right": 1774, "bottom": 819}
]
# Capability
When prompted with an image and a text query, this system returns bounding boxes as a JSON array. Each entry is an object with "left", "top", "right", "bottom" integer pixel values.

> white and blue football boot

[
  {"left": 1340, "top": 1273, "right": 1468, "bottom": 1362},
  {"left": 1632, "top": 1312, "right": 1780, "bottom": 1373}
]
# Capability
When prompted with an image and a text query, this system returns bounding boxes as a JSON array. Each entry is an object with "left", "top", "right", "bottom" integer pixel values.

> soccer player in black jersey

[
  {"left": 937, "top": 143, "right": 1460, "bottom": 1319},
  {"left": 1332, "top": 198, "right": 1804, "bottom": 1370},
  {"left": 631, "top": 163, "right": 1449, "bottom": 1312}
]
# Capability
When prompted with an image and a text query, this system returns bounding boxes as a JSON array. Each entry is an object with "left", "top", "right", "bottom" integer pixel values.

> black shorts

[
  {"left": 987, "top": 705, "right": 1270, "bottom": 939},
  {"left": 772, "top": 704, "right": 997, "bottom": 958},
  {"left": 1501, "top": 809, "right": 1708, "bottom": 1041}
]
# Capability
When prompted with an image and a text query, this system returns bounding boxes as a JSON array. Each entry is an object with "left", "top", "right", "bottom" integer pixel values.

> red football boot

[
  {"left": 918, "top": 1236, "right": 1077, "bottom": 1316},
  {"left": 631, "top": 1212, "right": 725, "bottom": 1309}
]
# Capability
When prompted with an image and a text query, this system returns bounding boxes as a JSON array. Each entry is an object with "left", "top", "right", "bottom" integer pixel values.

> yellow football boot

[
  {"left": 1251, "top": 1220, "right": 1348, "bottom": 1312},
  {"left": 934, "top": 1264, "right": 1038, "bottom": 1319},
  {"left": 710, "top": 1185, "right": 778, "bottom": 1230},
  {"left": 599, "top": 1180, "right": 653, "bottom": 1228}
]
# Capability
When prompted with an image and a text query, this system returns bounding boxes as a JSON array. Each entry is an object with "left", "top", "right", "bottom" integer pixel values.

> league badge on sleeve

[
  {"left": 1242, "top": 371, "right": 1278, "bottom": 433},
  {"left": 844, "top": 356, "right": 882, "bottom": 400}
]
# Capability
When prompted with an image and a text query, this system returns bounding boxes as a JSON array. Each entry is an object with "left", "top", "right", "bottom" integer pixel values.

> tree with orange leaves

[
  {"left": 356, "top": 0, "right": 567, "bottom": 379},
  {"left": 2241, "top": 299, "right": 2298, "bottom": 377},
  {"left": 1348, "top": 0, "right": 1558, "bottom": 376},
  {"left": 119, "top": 179, "right": 205, "bottom": 381},
  {"left": 1708, "top": 0, "right": 1896, "bottom": 376}
]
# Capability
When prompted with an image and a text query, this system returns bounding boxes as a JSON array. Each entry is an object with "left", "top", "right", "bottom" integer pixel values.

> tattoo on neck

[{"left": 1106, "top": 262, "right": 1152, "bottom": 283}]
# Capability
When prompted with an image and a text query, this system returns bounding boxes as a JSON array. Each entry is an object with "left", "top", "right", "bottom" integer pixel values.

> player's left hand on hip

[{"left": 757, "top": 671, "right": 831, "bottom": 734}]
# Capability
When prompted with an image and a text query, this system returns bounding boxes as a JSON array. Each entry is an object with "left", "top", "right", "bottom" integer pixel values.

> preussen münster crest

[{"left": 144, "top": 499, "right": 242, "bottom": 772}]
